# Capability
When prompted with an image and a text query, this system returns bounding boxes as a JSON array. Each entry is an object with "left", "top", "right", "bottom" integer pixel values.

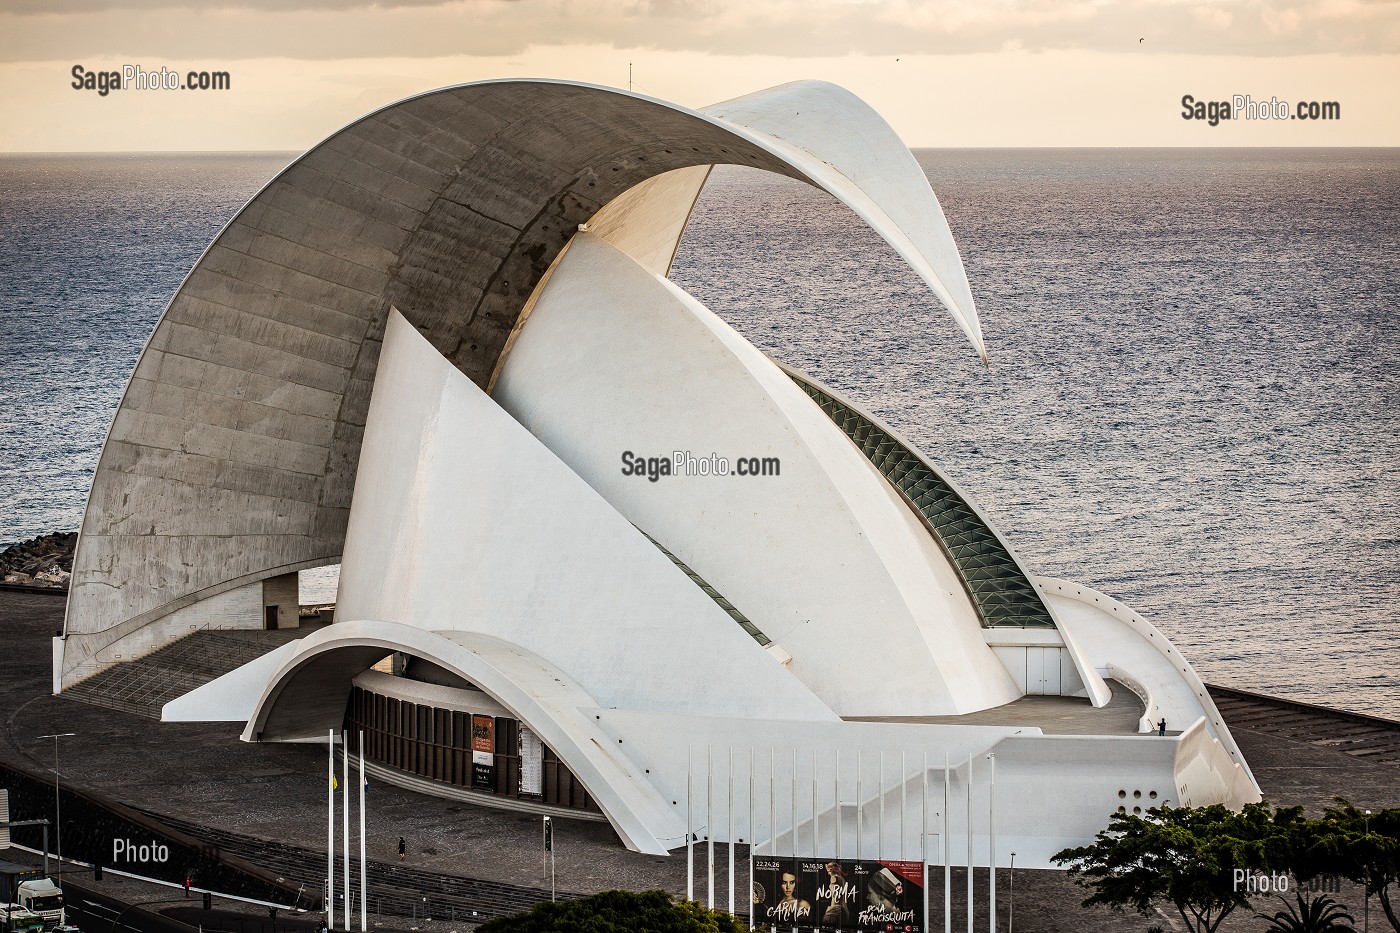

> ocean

[{"left": 1, "top": 149, "right": 1396, "bottom": 717}]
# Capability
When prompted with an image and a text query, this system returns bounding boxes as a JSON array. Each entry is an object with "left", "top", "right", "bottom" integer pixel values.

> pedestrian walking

[{"left": 398, "top": 836, "right": 406, "bottom": 861}]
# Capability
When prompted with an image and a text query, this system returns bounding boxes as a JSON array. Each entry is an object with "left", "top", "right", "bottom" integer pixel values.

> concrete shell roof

[{"left": 62, "top": 78, "right": 982, "bottom": 684}]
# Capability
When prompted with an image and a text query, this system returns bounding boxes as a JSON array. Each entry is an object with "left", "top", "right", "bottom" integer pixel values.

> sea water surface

[{"left": 0, "top": 149, "right": 1396, "bottom": 717}]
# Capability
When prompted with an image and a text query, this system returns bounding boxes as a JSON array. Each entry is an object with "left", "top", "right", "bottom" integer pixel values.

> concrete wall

[
  {"left": 261, "top": 571, "right": 299, "bottom": 630},
  {"left": 59, "top": 81, "right": 811, "bottom": 689},
  {"left": 62, "top": 580, "right": 263, "bottom": 686}
]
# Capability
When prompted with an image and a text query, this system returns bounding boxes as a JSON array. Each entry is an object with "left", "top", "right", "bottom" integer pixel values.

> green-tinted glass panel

[{"left": 789, "top": 374, "right": 1055, "bottom": 629}]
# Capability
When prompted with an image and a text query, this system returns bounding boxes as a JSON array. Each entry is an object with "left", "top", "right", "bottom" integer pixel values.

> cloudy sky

[{"left": 3, "top": 0, "right": 1397, "bottom": 150}]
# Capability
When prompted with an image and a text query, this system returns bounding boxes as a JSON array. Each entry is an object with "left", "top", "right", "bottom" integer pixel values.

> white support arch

[{"left": 242, "top": 620, "right": 685, "bottom": 855}]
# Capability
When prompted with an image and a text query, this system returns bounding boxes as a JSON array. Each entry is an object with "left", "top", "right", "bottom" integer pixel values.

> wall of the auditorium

[
  {"left": 261, "top": 572, "right": 300, "bottom": 631},
  {"left": 344, "top": 670, "right": 600, "bottom": 814}
]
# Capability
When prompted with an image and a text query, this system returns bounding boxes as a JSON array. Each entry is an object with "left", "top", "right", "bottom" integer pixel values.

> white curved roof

[
  {"left": 494, "top": 232, "right": 1018, "bottom": 715},
  {"left": 61, "top": 78, "right": 986, "bottom": 688}
]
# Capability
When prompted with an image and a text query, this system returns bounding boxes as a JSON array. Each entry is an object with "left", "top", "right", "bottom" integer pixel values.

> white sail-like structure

[{"left": 60, "top": 79, "right": 1258, "bottom": 865}]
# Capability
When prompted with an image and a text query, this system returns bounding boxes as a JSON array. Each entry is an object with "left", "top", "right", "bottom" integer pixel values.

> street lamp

[
  {"left": 37, "top": 733, "right": 75, "bottom": 878},
  {"left": 1364, "top": 810, "right": 1372, "bottom": 933},
  {"left": 1009, "top": 852, "right": 1016, "bottom": 933}
]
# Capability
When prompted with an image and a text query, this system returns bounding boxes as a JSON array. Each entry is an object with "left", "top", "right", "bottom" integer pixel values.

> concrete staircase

[{"left": 63, "top": 624, "right": 326, "bottom": 719}]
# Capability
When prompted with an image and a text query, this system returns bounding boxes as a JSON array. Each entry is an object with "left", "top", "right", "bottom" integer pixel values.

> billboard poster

[
  {"left": 518, "top": 725, "right": 544, "bottom": 796},
  {"left": 751, "top": 856, "right": 924, "bottom": 932},
  {"left": 470, "top": 714, "right": 495, "bottom": 789}
]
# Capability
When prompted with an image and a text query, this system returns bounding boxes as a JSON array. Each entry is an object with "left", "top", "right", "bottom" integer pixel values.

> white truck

[
  {"left": 0, "top": 863, "right": 64, "bottom": 931},
  {"left": 14, "top": 879, "right": 62, "bottom": 930}
]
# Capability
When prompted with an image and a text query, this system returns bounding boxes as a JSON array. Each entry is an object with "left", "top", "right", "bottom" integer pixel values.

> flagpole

[
  {"left": 855, "top": 749, "right": 863, "bottom": 862},
  {"left": 343, "top": 730, "right": 351, "bottom": 931},
  {"left": 922, "top": 751, "right": 930, "bottom": 933},
  {"left": 707, "top": 745, "right": 714, "bottom": 910},
  {"left": 966, "top": 753, "right": 973, "bottom": 933},
  {"left": 834, "top": 749, "right": 841, "bottom": 860},
  {"left": 901, "top": 751, "right": 909, "bottom": 860},
  {"left": 790, "top": 747, "right": 797, "bottom": 861},
  {"left": 687, "top": 747, "right": 693, "bottom": 902},
  {"left": 728, "top": 746, "right": 735, "bottom": 916},
  {"left": 878, "top": 750, "right": 885, "bottom": 858},
  {"left": 327, "top": 729, "right": 334, "bottom": 930},
  {"left": 790, "top": 747, "right": 798, "bottom": 933},
  {"left": 944, "top": 752, "right": 950, "bottom": 933},
  {"left": 769, "top": 748, "right": 775, "bottom": 858},
  {"left": 748, "top": 747, "right": 755, "bottom": 932},
  {"left": 359, "top": 730, "right": 367, "bottom": 933},
  {"left": 988, "top": 754, "right": 996, "bottom": 933}
]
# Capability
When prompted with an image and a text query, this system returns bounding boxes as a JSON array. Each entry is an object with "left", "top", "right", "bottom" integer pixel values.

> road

[{"left": 61, "top": 882, "right": 194, "bottom": 933}]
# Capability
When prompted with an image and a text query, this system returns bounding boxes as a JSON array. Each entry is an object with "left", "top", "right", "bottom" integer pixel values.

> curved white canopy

[{"left": 60, "top": 77, "right": 987, "bottom": 690}]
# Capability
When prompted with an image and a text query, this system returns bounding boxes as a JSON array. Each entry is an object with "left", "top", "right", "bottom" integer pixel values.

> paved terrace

[
  {"left": 3, "top": 590, "right": 1397, "bottom": 932},
  {"left": 850, "top": 681, "right": 1147, "bottom": 735}
]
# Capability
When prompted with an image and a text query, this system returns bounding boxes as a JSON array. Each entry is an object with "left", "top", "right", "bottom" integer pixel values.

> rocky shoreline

[{"left": 1, "top": 531, "right": 75, "bottom": 589}]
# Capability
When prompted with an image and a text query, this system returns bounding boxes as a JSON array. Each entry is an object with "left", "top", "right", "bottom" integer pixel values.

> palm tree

[{"left": 1256, "top": 892, "right": 1355, "bottom": 933}]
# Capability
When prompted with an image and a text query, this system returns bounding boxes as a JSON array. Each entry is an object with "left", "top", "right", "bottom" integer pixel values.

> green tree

[
  {"left": 1310, "top": 801, "right": 1400, "bottom": 932},
  {"left": 1235, "top": 800, "right": 1359, "bottom": 931},
  {"left": 475, "top": 889, "right": 748, "bottom": 933},
  {"left": 1052, "top": 803, "right": 1267, "bottom": 933}
]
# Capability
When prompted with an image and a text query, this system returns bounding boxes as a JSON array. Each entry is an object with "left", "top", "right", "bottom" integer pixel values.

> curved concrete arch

[
  {"left": 243, "top": 619, "right": 683, "bottom": 854},
  {"left": 61, "top": 78, "right": 985, "bottom": 689}
]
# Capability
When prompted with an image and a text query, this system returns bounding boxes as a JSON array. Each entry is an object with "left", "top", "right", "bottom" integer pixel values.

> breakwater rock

[{"left": 1, "top": 531, "right": 76, "bottom": 588}]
